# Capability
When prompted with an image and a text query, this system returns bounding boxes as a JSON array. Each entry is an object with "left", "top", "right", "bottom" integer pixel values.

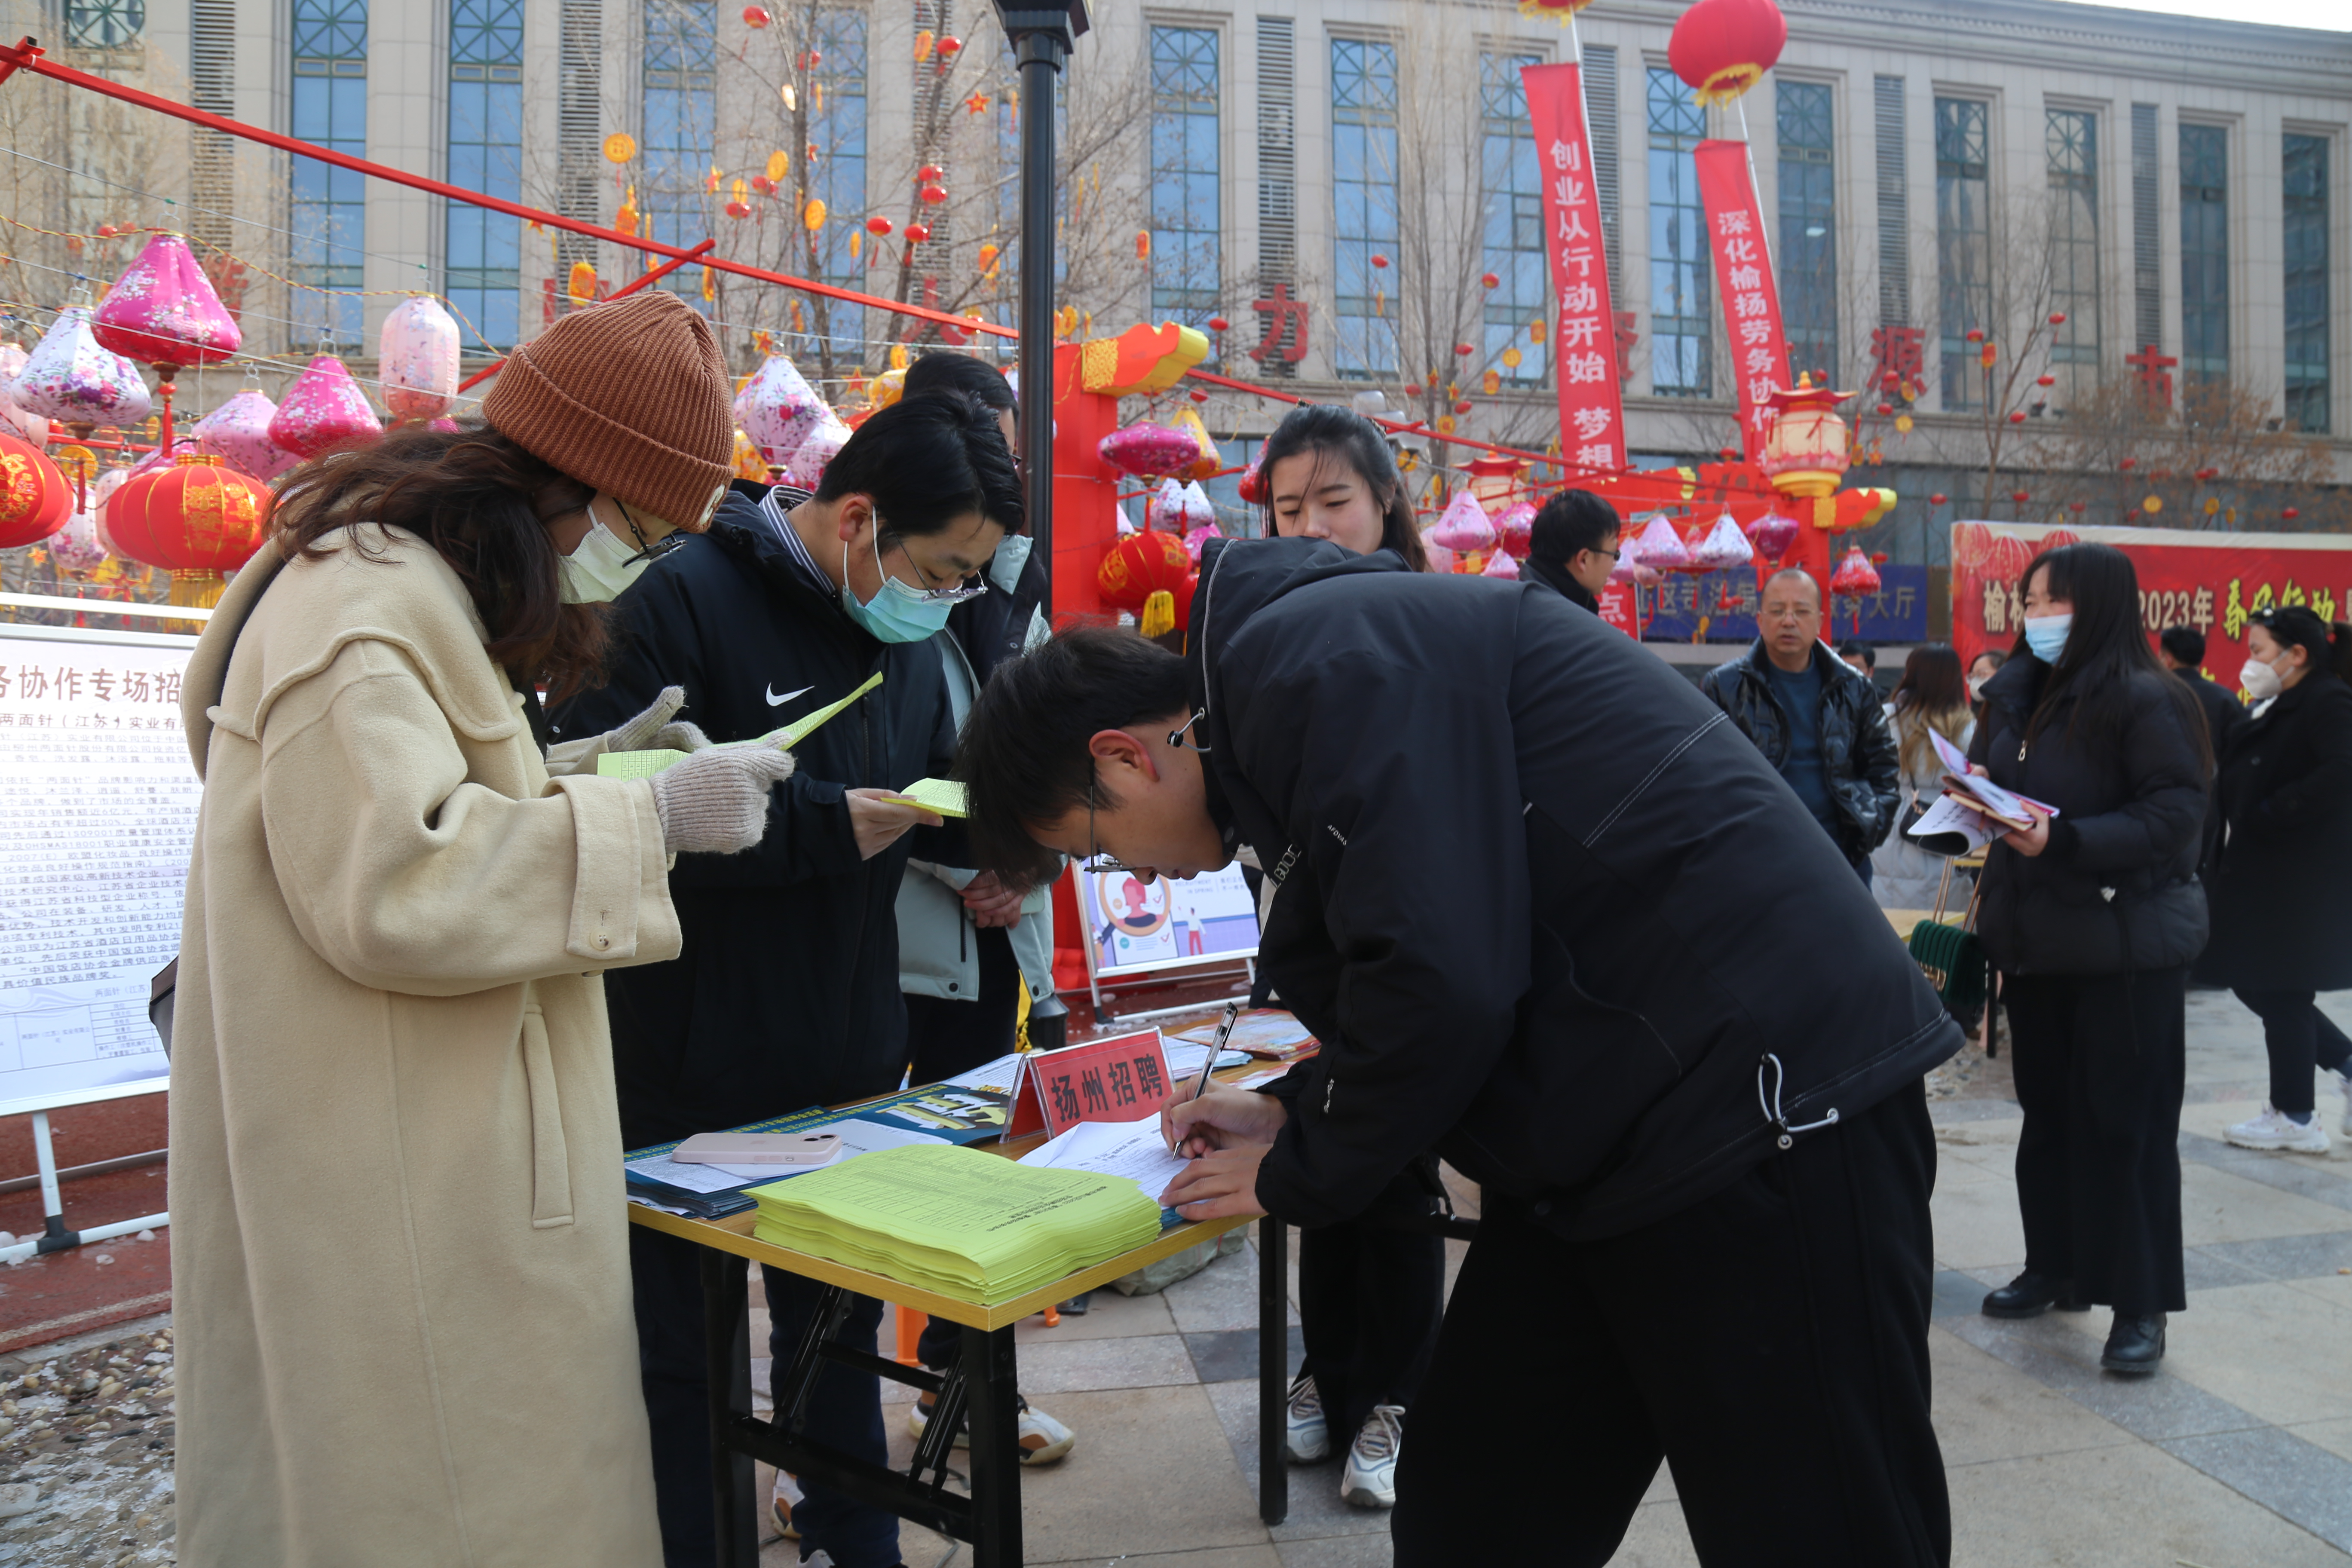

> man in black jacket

[
  {"left": 1699, "top": 567, "right": 1901, "bottom": 880},
  {"left": 954, "top": 537, "right": 1961, "bottom": 1565},
  {"left": 1518, "top": 487, "right": 1619, "bottom": 613},
  {"left": 2160, "top": 625, "right": 2244, "bottom": 892},
  {"left": 552, "top": 394, "right": 1021, "bottom": 1568}
]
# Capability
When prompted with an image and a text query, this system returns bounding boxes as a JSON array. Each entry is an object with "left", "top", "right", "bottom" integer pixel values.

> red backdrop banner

[
  {"left": 1694, "top": 139, "right": 1787, "bottom": 462},
  {"left": 1950, "top": 521, "right": 2352, "bottom": 696},
  {"left": 1522, "top": 62, "right": 1627, "bottom": 478}
]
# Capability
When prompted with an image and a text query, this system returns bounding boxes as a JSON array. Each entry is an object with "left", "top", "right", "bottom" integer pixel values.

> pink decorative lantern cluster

[
  {"left": 92, "top": 233, "right": 241, "bottom": 372},
  {"left": 12, "top": 307, "right": 151, "bottom": 433},
  {"left": 1685, "top": 510, "right": 1754, "bottom": 573},
  {"left": 379, "top": 296, "right": 461, "bottom": 422},
  {"left": 735, "top": 353, "right": 827, "bottom": 467},
  {"left": 1098, "top": 422, "right": 1201, "bottom": 481},
  {"left": 1829, "top": 545, "right": 1883, "bottom": 598},
  {"left": 1480, "top": 544, "right": 1522, "bottom": 579},
  {"left": 1495, "top": 501, "right": 1537, "bottom": 560},
  {"left": 193, "top": 386, "right": 300, "bottom": 481},
  {"left": 1747, "top": 509, "right": 1800, "bottom": 562},
  {"left": 1429, "top": 491, "right": 1497, "bottom": 554},
  {"left": 1629, "top": 512, "right": 1690, "bottom": 573},
  {"left": 786, "top": 411, "right": 853, "bottom": 490},
  {"left": 268, "top": 355, "right": 383, "bottom": 459}
]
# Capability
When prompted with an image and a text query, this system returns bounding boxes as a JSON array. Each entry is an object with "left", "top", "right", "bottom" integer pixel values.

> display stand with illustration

[{"left": 1071, "top": 863, "right": 1259, "bottom": 1020}]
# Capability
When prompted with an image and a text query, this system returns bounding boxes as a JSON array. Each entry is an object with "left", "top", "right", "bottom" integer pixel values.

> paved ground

[{"left": 16, "top": 989, "right": 2352, "bottom": 1565}]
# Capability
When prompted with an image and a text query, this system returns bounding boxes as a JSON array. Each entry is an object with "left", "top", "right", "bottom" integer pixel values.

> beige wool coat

[{"left": 171, "top": 525, "right": 682, "bottom": 1567}]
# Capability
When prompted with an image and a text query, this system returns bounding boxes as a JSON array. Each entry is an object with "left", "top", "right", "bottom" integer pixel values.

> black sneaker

[
  {"left": 2101, "top": 1313, "right": 2166, "bottom": 1374},
  {"left": 1981, "top": 1271, "right": 2088, "bottom": 1319}
]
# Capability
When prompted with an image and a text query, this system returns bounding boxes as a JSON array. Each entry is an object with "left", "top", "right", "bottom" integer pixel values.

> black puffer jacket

[
  {"left": 1188, "top": 538, "right": 1960, "bottom": 1243},
  {"left": 1519, "top": 554, "right": 1597, "bottom": 613},
  {"left": 1697, "top": 640, "right": 1900, "bottom": 864},
  {"left": 550, "top": 484, "right": 956, "bottom": 1146},
  {"left": 2199, "top": 671, "right": 2352, "bottom": 992},
  {"left": 1968, "top": 653, "right": 2208, "bottom": 977}
]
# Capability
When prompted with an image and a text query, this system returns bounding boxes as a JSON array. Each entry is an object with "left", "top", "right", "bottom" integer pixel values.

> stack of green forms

[{"left": 749, "top": 1144, "right": 1163, "bottom": 1306}]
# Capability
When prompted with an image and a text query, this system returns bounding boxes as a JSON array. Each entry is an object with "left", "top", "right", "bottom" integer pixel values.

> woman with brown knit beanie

[{"left": 168, "top": 291, "right": 774, "bottom": 1568}]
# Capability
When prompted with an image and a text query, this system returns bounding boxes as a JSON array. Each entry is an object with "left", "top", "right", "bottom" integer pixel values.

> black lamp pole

[{"left": 991, "top": 2, "right": 1089, "bottom": 594}]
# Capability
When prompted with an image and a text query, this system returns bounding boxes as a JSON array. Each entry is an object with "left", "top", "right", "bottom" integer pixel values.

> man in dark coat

[
  {"left": 2160, "top": 624, "right": 2245, "bottom": 890},
  {"left": 952, "top": 536, "right": 1962, "bottom": 1565},
  {"left": 1699, "top": 567, "right": 1900, "bottom": 879},
  {"left": 553, "top": 393, "right": 1022, "bottom": 1568},
  {"left": 1517, "top": 487, "right": 1619, "bottom": 613}
]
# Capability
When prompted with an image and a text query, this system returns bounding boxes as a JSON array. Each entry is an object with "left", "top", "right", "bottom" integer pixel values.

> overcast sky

[{"left": 2065, "top": 0, "right": 2345, "bottom": 29}]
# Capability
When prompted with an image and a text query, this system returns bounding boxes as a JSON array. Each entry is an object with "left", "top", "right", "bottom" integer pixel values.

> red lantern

[
  {"left": 2069, "top": 501, "right": 2086, "bottom": 513},
  {"left": 1828, "top": 545, "right": 1881, "bottom": 597},
  {"left": 1668, "top": 0, "right": 1786, "bottom": 106},
  {"left": 1964, "top": 328, "right": 1983, "bottom": 343},
  {"left": 104, "top": 452, "right": 271, "bottom": 606},
  {"left": 865, "top": 214, "right": 893, "bottom": 236},
  {"left": 2285, "top": 507, "right": 2302, "bottom": 521},
  {"left": 2036, "top": 374, "right": 2055, "bottom": 386},
  {"left": 2011, "top": 490, "right": 2030, "bottom": 505},
  {"left": 1875, "top": 402, "right": 1893, "bottom": 415},
  {"left": 936, "top": 35, "right": 962, "bottom": 56},
  {"left": 2008, "top": 410, "right": 2026, "bottom": 423},
  {"left": 2195, "top": 467, "right": 2218, "bottom": 481},
  {"left": 1235, "top": 453, "right": 1268, "bottom": 505},
  {"left": 0, "top": 431, "right": 73, "bottom": 550},
  {"left": 920, "top": 184, "right": 949, "bottom": 204},
  {"left": 743, "top": 6, "right": 771, "bottom": 25},
  {"left": 1454, "top": 400, "right": 1473, "bottom": 415},
  {"left": 725, "top": 200, "right": 752, "bottom": 220},
  {"left": 904, "top": 223, "right": 931, "bottom": 244},
  {"left": 1370, "top": 254, "right": 1389, "bottom": 270},
  {"left": 2048, "top": 312, "right": 2067, "bottom": 325},
  {"left": 1188, "top": 389, "right": 1208, "bottom": 402},
  {"left": 1207, "top": 317, "right": 1230, "bottom": 332},
  {"left": 1929, "top": 493, "right": 1948, "bottom": 506},
  {"left": 917, "top": 164, "right": 944, "bottom": 183},
  {"left": 2119, "top": 457, "right": 2137, "bottom": 470},
  {"left": 1480, "top": 272, "right": 1500, "bottom": 289},
  {"left": 1096, "top": 528, "right": 1197, "bottom": 625},
  {"left": 1453, "top": 343, "right": 1474, "bottom": 357}
]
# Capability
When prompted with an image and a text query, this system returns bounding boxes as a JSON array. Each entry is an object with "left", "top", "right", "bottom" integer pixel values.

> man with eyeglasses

[
  {"left": 550, "top": 391, "right": 1022, "bottom": 1568},
  {"left": 1520, "top": 487, "right": 1622, "bottom": 614}
]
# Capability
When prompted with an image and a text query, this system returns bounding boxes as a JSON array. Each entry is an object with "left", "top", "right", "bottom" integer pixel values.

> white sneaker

[
  {"left": 1340, "top": 1404, "right": 1403, "bottom": 1509},
  {"left": 2224, "top": 1102, "right": 2332, "bottom": 1154},
  {"left": 767, "top": 1472, "right": 802, "bottom": 1541},
  {"left": 906, "top": 1392, "right": 1077, "bottom": 1464},
  {"left": 1284, "top": 1373, "right": 1329, "bottom": 1464}
]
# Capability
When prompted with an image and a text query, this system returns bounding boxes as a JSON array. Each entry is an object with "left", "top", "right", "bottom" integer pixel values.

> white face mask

[
  {"left": 2242, "top": 653, "right": 2286, "bottom": 702},
  {"left": 559, "top": 495, "right": 674, "bottom": 604}
]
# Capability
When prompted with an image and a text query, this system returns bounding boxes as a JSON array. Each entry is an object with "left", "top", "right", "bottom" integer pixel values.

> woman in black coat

[
  {"left": 2199, "top": 606, "right": 2352, "bottom": 1154},
  {"left": 1969, "top": 543, "right": 2210, "bottom": 1375}
]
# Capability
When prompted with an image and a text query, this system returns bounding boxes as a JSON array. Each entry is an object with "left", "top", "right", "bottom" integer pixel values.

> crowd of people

[{"left": 154, "top": 297, "right": 2349, "bottom": 1568}]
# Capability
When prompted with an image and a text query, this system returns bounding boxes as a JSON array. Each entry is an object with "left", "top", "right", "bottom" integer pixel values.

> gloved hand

[
  {"left": 604, "top": 685, "right": 712, "bottom": 755},
  {"left": 648, "top": 744, "right": 796, "bottom": 854}
]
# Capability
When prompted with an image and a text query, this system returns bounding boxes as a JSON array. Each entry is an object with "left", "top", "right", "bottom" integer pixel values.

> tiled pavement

[{"left": 748, "top": 988, "right": 2352, "bottom": 1565}]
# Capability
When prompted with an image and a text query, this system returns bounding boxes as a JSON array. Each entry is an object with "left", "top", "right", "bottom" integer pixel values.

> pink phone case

[{"left": 671, "top": 1132, "right": 844, "bottom": 1166}]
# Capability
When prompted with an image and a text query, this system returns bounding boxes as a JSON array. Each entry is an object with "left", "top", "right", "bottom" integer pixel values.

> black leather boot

[
  {"left": 2101, "top": 1313, "right": 2167, "bottom": 1373},
  {"left": 1981, "top": 1271, "right": 2087, "bottom": 1319}
]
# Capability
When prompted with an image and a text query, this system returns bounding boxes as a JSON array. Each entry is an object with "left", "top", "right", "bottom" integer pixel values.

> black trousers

[
  {"left": 905, "top": 925, "right": 1020, "bottom": 1092},
  {"left": 1392, "top": 1084, "right": 1949, "bottom": 1568},
  {"left": 2234, "top": 986, "right": 2352, "bottom": 1117},
  {"left": 2007, "top": 967, "right": 2188, "bottom": 1314},
  {"left": 630, "top": 1225, "right": 900, "bottom": 1568},
  {"left": 1295, "top": 1177, "right": 1447, "bottom": 1446}
]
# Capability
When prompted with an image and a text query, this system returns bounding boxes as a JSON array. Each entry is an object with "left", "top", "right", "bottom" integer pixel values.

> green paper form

[
  {"left": 596, "top": 672, "right": 885, "bottom": 779},
  {"left": 880, "top": 778, "right": 968, "bottom": 818},
  {"left": 748, "top": 1143, "right": 1163, "bottom": 1305}
]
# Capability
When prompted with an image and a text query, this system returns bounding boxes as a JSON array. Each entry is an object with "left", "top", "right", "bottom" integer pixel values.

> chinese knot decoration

[{"left": 1668, "top": 0, "right": 1787, "bottom": 106}]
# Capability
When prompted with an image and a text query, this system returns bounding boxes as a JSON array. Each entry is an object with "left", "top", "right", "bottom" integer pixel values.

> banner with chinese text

[
  {"left": 1951, "top": 521, "right": 2352, "bottom": 696},
  {"left": 1694, "top": 140, "right": 1788, "bottom": 461},
  {"left": 1522, "top": 63, "right": 1626, "bottom": 480}
]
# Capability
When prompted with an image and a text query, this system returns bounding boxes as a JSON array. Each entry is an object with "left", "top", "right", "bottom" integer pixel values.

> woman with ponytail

[
  {"left": 2198, "top": 606, "right": 2352, "bottom": 1155},
  {"left": 1968, "top": 543, "right": 2211, "bottom": 1375}
]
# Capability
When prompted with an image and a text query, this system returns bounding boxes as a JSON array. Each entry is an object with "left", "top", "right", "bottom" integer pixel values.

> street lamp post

[{"left": 990, "top": 1, "right": 1090, "bottom": 592}]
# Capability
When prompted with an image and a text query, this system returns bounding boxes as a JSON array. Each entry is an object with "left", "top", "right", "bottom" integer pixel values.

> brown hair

[
  {"left": 1890, "top": 643, "right": 1971, "bottom": 777},
  {"left": 270, "top": 423, "right": 611, "bottom": 702}
]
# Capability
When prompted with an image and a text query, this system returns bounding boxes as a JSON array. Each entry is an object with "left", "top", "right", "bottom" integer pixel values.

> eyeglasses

[
  {"left": 1082, "top": 774, "right": 1143, "bottom": 877},
  {"left": 624, "top": 532, "right": 691, "bottom": 569},
  {"left": 878, "top": 531, "right": 990, "bottom": 605},
  {"left": 1590, "top": 547, "right": 1620, "bottom": 561}
]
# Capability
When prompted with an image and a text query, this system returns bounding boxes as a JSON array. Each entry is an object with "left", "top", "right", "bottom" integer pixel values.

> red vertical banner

[
  {"left": 1694, "top": 140, "right": 1787, "bottom": 462},
  {"left": 1522, "top": 63, "right": 1626, "bottom": 479}
]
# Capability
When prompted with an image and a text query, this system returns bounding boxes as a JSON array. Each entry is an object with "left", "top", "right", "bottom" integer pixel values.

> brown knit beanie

[{"left": 483, "top": 290, "right": 734, "bottom": 531}]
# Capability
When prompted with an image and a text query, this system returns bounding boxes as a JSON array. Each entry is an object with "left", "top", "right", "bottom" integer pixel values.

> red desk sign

[{"left": 1008, "top": 1029, "right": 1174, "bottom": 1140}]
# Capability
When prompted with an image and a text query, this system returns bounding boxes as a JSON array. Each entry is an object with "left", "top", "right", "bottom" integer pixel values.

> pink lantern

[
  {"left": 193, "top": 387, "right": 300, "bottom": 481},
  {"left": 268, "top": 354, "right": 383, "bottom": 459},
  {"left": 1430, "top": 490, "right": 1497, "bottom": 553},
  {"left": 1182, "top": 522, "right": 1224, "bottom": 563},
  {"left": 378, "top": 296, "right": 461, "bottom": 422},
  {"left": 12, "top": 307, "right": 151, "bottom": 431},
  {"left": 1418, "top": 527, "right": 1455, "bottom": 575},
  {"left": 1746, "top": 509, "right": 1800, "bottom": 561},
  {"left": 0, "top": 344, "right": 48, "bottom": 442},
  {"left": 734, "top": 353, "right": 827, "bottom": 465},
  {"left": 51, "top": 486, "right": 108, "bottom": 572},
  {"left": 1176, "top": 480, "right": 1217, "bottom": 533},
  {"left": 89, "top": 464, "right": 136, "bottom": 556},
  {"left": 90, "top": 232, "right": 242, "bottom": 371},
  {"left": 1686, "top": 510, "right": 1754, "bottom": 573},
  {"left": 1629, "top": 512, "right": 1690, "bottom": 573},
  {"left": 1496, "top": 500, "right": 1537, "bottom": 560},
  {"left": 785, "top": 411, "right": 852, "bottom": 490},
  {"left": 1098, "top": 422, "right": 1201, "bottom": 481},
  {"left": 1829, "top": 545, "right": 1882, "bottom": 598},
  {"left": 1481, "top": 544, "right": 1522, "bottom": 579}
]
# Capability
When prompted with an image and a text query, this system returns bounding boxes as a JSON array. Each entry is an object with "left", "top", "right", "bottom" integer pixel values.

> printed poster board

[
  {"left": 1075, "top": 862, "right": 1258, "bottom": 981},
  {"left": 0, "top": 623, "right": 192, "bottom": 1116}
]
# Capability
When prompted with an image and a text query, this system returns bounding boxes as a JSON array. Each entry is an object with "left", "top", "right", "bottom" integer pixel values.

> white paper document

[
  {"left": 1906, "top": 792, "right": 2001, "bottom": 857},
  {"left": 941, "top": 1053, "right": 1026, "bottom": 1096},
  {"left": 625, "top": 1118, "right": 946, "bottom": 1193},
  {"left": 1017, "top": 1118, "right": 1192, "bottom": 1207},
  {"left": 1926, "top": 724, "right": 2055, "bottom": 825},
  {"left": 1162, "top": 1041, "right": 1251, "bottom": 1088}
]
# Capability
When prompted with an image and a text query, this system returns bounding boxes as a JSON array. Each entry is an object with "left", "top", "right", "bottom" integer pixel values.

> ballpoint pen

[{"left": 1168, "top": 998, "right": 1243, "bottom": 1155}]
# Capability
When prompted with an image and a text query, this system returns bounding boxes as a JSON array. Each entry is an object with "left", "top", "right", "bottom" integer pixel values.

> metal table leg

[
  {"left": 701, "top": 1250, "right": 760, "bottom": 1567},
  {"left": 1259, "top": 1217, "right": 1289, "bottom": 1526},
  {"left": 961, "top": 1320, "right": 1025, "bottom": 1567}
]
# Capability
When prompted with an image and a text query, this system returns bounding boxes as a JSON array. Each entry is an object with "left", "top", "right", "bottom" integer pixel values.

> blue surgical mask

[
  {"left": 838, "top": 531, "right": 977, "bottom": 643},
  {"left": 2023, "top": 613, "right": 2071, "bottom": 665}
]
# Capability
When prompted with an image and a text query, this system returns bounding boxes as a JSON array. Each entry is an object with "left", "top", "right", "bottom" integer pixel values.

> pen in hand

[{"left": 1167, "top": 999, "right": 1243, "bottom": 1156}]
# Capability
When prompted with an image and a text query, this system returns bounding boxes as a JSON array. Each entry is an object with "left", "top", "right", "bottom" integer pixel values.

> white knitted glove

[
  {"left": 649, "top": 744, "right": 796, "bottom": 854},
  {"left": 605, "top": 685, "right": 713, "bottom": 755}
]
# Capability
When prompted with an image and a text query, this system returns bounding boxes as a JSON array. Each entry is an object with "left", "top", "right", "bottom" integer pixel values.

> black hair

[
  {"left": 1256, "top": 403, "right": 1430, "bottom": 571},
  {"left": 2248, "top": 603, "right": 2352, "bottom": 683},
  {"left": 2159, "top": 625, "right": 2207, "bottom": 668},
  {"left": 1837, "top": 639, "right": 1876, "bottom": 673},
  {"left": 902, "top": 351, "right": 1017, "bottom": 416},
  {"left": 816, "top": 389, "right": 1025, "bottom": 539},
  {"left": 955, "top": 625, "right": 1189, "bottom": 886},
  {"left": 1528, "top": 489, "right": 1619, "bottom": 565},
  {"left": 2018, "top": 542, "right": 2210, "bottom": 768},
  {"left": 1971, "top": 648, "right": 2007, "bottom": 674}
]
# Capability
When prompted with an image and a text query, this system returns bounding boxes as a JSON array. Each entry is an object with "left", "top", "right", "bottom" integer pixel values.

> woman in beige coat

[{"left": 171, "top": 292, "right": 793, "bottom": 1566}]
